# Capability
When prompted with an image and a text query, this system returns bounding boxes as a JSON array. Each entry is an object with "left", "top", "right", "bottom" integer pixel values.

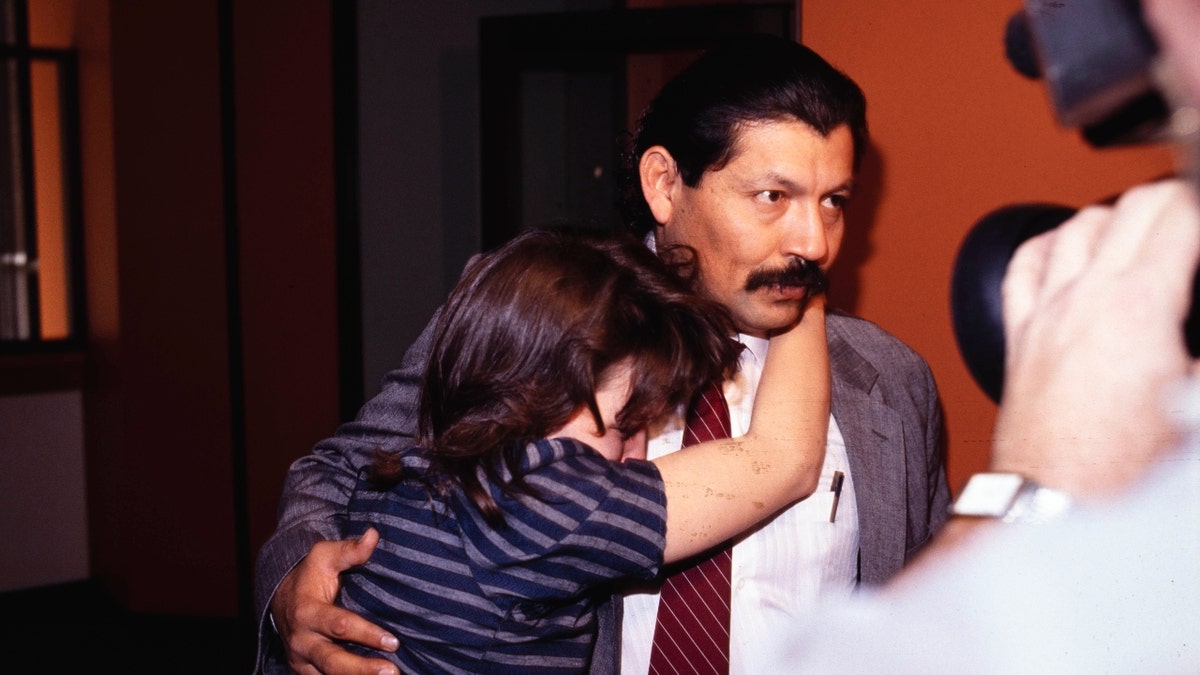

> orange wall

[
  {"left": 28, "top": 2, "right": 74, "bottom": 338},
  {"left": 801, "top": 1, "right": 1178, "bottom": 491},
  {"left": 30, "top": 62, "right": 67, "bottom": 338}
]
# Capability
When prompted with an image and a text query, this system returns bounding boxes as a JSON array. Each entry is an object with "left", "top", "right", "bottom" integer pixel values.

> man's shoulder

[
  {"left": 827, "top": 309, "right": 923, "bottom": 359},
  {"left": 826, "top": 309, "right": 937, "bottom": 399}
]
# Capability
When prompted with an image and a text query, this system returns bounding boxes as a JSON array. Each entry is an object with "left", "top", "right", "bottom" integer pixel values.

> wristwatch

[{"left": 951, "top": 472, "right": 1073, "bottom": 524}]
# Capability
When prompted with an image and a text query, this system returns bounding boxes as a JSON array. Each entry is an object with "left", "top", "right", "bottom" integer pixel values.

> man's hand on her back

[{"left": 271, "top": 528, "right": 401, "bottom": 675}]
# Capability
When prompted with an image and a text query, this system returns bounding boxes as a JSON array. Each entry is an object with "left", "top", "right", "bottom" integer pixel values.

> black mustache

[{"left": 744, "top": 258, "right": 828, "bottom": 294}]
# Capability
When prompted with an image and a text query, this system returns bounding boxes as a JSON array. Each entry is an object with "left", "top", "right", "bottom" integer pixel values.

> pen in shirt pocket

[{"left": 829, "top": 470, "right": 844, "bottom": 523}]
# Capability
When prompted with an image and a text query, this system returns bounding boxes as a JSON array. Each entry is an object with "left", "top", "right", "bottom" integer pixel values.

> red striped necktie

[{"left": 648, "top": 381, "right": 734, "bottom": 675}]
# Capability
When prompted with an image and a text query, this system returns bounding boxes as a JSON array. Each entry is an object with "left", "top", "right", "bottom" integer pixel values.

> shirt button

[{"left": 736, "top": 578, "right": 746, "bottom": 590}]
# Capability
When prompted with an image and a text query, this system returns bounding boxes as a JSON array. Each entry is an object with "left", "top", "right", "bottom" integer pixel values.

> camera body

[{"left": 1010, "top": 0, "right": 1168, "bottom": 147}]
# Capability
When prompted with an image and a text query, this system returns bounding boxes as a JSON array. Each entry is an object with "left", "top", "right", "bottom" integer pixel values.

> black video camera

[{"left": 950, "top": 0, "right": 1193, "bottom": 403}]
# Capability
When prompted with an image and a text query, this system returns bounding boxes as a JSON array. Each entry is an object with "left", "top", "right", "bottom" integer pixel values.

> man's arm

[
  {"left": 890, "top": 344, "right": 951, "bottom": 564},
  {"left": 919, "top": 361, "right": 952, "bottom": 536},
  {"left": 253, "top": 313, "right": 439, "bottom": 674}
]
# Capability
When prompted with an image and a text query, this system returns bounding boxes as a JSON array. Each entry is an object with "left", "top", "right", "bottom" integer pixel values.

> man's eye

[
  {"left": 822, "top": 193, "right": 849, "bottom": 210},
  {"left": 756, "top": 190, "right": 784, "bottom": 203}
]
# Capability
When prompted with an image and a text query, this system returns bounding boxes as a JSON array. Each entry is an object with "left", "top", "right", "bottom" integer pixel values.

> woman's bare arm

[{"left": 654, "top": 296, "right": 830, "bottom": 562}]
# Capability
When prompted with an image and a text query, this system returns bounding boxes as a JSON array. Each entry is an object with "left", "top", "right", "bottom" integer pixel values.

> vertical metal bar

[
  {"left": 216, "top": 0, "right": 252, "bottom": 626},
  {"left": 333, "top": 0, "right": 363, "bottom": 421},
  {"left": 59, "top": 49, "right": 83, "bottom": 344},
  {"left": 12, "top": 0, "right": 39, "bottom": 341},
  {"left": 0, "top": 2, "right": 26, "bottom": 340}
]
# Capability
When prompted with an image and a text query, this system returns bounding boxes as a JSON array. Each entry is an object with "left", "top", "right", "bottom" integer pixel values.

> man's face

[{"left": 656, "top": 119, "right": 855, "bottom": 337}]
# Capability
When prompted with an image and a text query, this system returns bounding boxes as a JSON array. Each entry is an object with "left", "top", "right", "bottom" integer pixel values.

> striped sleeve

[{"left": 457, "top": 438, "right": 667, "bottom": 607}]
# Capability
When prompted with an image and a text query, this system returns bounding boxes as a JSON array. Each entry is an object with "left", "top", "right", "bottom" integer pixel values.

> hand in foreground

[
  {"left": 993, "top": 178, "right": 1200, "bottom": 500},
  {"left": 271, "top": 528, "right": 401, "bottom": 675}
]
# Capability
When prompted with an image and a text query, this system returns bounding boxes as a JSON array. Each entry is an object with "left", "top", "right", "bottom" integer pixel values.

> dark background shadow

[{"left": 828, "top": 140, "right": 885, "bottom": 315}]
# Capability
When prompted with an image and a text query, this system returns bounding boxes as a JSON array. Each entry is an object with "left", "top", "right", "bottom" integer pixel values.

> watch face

[{"left": 951, "top": 473, "right": 1026, "bottom": 517}]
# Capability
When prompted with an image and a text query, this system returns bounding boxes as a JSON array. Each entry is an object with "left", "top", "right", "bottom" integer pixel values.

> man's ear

[{"left": 639, "top": 146, "right": 680, "bottom": 227}]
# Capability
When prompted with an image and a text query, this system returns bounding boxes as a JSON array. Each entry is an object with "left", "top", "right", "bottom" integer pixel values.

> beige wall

[{"left": 0, "top": 391, "right": 88, "bottom": 591}]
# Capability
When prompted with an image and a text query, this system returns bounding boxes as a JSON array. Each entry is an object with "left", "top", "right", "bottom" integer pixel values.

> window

[{"left": 1, "top": 0, "right": 83, "bottom": 348}]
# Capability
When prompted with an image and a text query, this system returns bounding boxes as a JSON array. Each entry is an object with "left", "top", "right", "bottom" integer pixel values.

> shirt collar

[{"left": 737, "top": 333, "right": 768, "bottom": 370}]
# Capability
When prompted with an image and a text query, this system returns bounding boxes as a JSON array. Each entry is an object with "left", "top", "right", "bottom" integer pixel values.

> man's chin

[{"left": 730, "top": 295, "right": 809, "bottom": 337}]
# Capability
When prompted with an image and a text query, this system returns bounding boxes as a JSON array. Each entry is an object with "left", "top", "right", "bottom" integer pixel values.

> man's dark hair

[
  {"left": 621, "top": 34, "right": 869, "bottom": 238},
  {"left": 374, "top": 229, "right": 741, "bottom": 525}
]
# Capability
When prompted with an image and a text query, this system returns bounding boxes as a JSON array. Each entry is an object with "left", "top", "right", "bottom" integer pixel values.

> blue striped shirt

[{"left": 338, "top": 437, "right": 667, "bottom": 674}]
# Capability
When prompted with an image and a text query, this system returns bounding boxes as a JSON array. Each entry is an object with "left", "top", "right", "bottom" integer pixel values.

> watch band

[{"left": 951, "top": 472, "right": 1073, "bottom": 524}]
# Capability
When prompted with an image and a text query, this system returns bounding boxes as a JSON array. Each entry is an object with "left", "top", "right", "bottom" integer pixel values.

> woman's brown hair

[{"left": 375, "top": 229, "right": 741, "bottom": 524}]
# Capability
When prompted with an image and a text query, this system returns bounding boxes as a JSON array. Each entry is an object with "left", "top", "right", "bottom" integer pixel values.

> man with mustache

[
  {"left": 254, "top": 35, "right": 951, "bottom": 675},
  {"left": 614, "top": 36, "right": 948, "bottom": 674}
]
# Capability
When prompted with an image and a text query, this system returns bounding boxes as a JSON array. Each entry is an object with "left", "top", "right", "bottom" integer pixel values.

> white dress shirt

[{"left": 621, "top": 334, "right": 860, "bottom": 674}]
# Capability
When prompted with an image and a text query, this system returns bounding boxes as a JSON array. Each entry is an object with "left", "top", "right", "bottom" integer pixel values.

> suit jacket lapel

[{"left": 827, "top": 316, "right": 908, "bottom": 584}]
